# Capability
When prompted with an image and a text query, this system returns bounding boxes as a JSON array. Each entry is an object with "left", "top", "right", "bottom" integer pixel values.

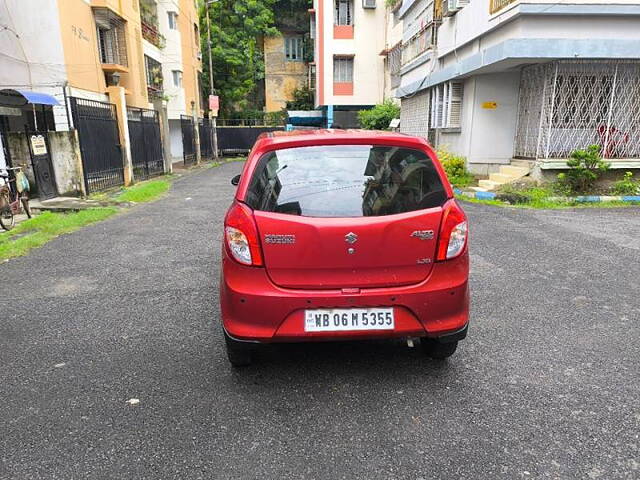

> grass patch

[
  {"left": 449, "top": 173, "right": 476, "bottom": 188},
  {"left": 457, "top": 194, "right": 640, "bottom": 210},
  {"left": 115, "top": 179, "right": 171, "bottom": 203},
  {"left": 0, "top": 208, "right": 118, "bottom": 261}
]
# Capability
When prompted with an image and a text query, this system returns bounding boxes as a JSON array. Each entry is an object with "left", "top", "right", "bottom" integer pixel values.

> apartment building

[
  {"left": 396, "top": 0, "right": 640, "bottom": 184},
  {"left": 0, "top": 0, "right": 200, "bottom": 149},
  {"left": 310, "top": 0, "right": 388, "bottom": 127}
]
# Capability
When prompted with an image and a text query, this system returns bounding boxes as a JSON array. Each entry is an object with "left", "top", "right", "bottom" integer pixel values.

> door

[
  {"left": 27, "top": 132, "right": 57, "bottom": 200},
  {"left": 245, "top": 144, "right": 448, "bottom": 290}
]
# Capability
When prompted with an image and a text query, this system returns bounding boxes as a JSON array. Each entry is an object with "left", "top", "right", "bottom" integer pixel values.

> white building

[
  {"left": 396, "top": 0, "right": 640, "bottom": 184},
  {"left": 310, "top": 0, "right": 388, "bottom": 126}
]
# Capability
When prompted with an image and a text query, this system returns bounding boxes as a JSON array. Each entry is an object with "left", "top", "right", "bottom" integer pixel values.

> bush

[
  {"left": 358, "top": 100, "right": 400, "bottom": 130},
  {"left": 556, "top": 145, "right": 609, "bottom": 194},
  {"left": 611, "top": 171, "right": 640, "bottom": 195},
  {"left": 286, "top": 86, "right": 314, "bottom": 111},
  {"left": 264, "top": 110, "right": 287, "bottom": 126},
  {"left": 437, "top": 149, "right": 474, "bottom": 187}
]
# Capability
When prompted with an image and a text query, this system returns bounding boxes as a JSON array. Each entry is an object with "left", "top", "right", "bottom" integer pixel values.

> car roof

[{"left": 255, "top": 129, "right": 430, "bottom": 149}]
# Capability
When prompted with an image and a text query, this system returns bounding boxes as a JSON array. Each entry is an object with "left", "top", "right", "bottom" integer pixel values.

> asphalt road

[{"left": 1, "top": 162, "right": 638, "bottom": 479}]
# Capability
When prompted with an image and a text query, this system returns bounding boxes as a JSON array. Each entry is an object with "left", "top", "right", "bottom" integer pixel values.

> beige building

[{"left": 264, "top": 34, "right": 309, "bottom": 112}]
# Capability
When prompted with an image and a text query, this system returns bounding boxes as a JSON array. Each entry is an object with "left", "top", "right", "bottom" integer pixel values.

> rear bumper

[{"left": 220, "top": 251, "right": 469, "bottom": 343}]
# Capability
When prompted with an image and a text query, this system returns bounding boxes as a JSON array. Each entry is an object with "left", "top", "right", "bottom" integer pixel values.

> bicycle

[{"left": 0, "top": 166, "right": 32, "bottom": 231}]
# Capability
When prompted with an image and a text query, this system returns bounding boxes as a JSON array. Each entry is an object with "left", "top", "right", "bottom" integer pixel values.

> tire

[
  {"left": 21, "top": 197, "right": 32, "bottom": 219},
  {"left": 0, "top": 205, "right": 14, "bottom": 231},
  {"left": 224, "top": 330, "right": 252, "bottom": 367},
  {"left": 420, "top": 338, "right": 458, "bottom": 360}
]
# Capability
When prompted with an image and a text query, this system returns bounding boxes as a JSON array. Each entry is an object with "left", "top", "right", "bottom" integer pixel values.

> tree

[
  {"left": 200, "top": 0, "right": 278, "bottom": 118},
  {"left": 358, "top": 100, "right": 401, "bottom": 130}
]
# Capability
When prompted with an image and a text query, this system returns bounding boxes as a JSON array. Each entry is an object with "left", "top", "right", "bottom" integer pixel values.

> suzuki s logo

[{"left": 345, "top": 232, "right": 358, "bottom": 244}]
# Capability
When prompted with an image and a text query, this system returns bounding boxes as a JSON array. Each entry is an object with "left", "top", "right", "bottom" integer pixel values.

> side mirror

[{"left": 231, "top": 174, "right": 241, "bottom": 186}]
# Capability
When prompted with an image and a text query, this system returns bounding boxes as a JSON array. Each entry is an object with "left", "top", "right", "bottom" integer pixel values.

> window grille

[
  {"left": 334, "top": 57, "right": 354, "bottom": 83},
  {"left": 430, "top": 81, "right": 463, "bottom": 129},
  {"left": 514, "top": 60, "right": 640, "bottom": 159},
  {"left": 285, "top": 36, "right": 304, "bottom": 62},
  {"left": 401, "top": 25, "right": 434, "bottom": 65},
  {"left": 388, "top": 43, "right": 402, "bottom": 88},
  {"left": 93, "top": 7, "right": 128, "bottom": 66},
  {"left": 144, "top": 55, "right": 163, "bottom": 94},
  {"left": 335, "top": 0, "right": 353, "bottom": 25}
]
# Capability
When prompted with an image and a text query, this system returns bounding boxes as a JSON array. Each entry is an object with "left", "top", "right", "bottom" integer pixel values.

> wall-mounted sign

[
  {"left": 30, "top": 135, "right": 47, "bottom": 156},
  {"left": 0, "top": 106, "right": 22, "bottom": 116},
  {"left": 482, "top": 101, "right": 498, "bottom": 110},
  {"left": 209, "top": 95, "right": 219, "bottom": 117}
]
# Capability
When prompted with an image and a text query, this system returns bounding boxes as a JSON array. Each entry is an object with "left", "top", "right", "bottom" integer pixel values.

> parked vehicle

[
  {"left": 0, "top": 167, "right": 32, "bottom": 231},
  {"left": 219, "top": 130, "right": 469, "bottom": 366}
]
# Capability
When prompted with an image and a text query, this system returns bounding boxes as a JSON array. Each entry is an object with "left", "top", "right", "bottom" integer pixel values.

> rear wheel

[
  {"left": 0, "top": 203, "right": 14, "bottom": 231},
  {"left": 224, "top": 331, "right": 252, "bottom": 367},
  {"left": 421, "top": 338, "right": 458, "bottom": 360}
]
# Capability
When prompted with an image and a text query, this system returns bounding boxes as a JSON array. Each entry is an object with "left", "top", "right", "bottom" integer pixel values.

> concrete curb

[{"left": 453, "top": 188, "right": 640, "bottom": 203}]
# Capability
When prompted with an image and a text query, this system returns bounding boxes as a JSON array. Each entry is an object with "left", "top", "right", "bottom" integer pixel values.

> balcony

[
  {"left": 490, "top": 0, "right": 517, "bottom": 14},
  {"left": 140, "top": 0, "right": 166, "bottom": 49}
]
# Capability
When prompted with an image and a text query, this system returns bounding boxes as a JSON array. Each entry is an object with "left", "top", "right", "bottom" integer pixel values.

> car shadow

[{"left": 223, "top": 338, "right": 462, "bottom": 387}]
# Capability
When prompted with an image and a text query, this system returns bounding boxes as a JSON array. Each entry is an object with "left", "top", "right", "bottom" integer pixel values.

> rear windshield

[{"left": 245, "top": 145, "right": 447, "bottom": 217}]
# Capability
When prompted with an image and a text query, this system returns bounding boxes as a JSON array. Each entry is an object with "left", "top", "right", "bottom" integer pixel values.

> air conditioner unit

[
  {"left": 363, "top": 0, "right": 376, "bottom": 9},
  {"left": 442, "top": 0, "right": 470, "bottom": 17}
]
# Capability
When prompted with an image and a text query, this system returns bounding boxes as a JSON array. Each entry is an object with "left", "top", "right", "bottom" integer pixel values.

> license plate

[{"left": 304, "top": 308, "right": 394, "bottom": 332}]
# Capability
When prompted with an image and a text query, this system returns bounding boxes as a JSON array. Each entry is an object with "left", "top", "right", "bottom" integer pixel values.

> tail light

[
  {"left": 224, "top": 202, "right": 263, "bottom": 266},
  {"left": 436, "top": 199, "right": 468, "bottom": 261}
]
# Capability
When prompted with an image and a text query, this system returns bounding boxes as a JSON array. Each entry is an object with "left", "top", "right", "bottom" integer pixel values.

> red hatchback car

[{"left": 220, "top": 130, "right": 469, "bottom": 366}]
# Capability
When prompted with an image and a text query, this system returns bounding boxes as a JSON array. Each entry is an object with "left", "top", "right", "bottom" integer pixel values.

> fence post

[
  {"left": 153, "top": 98, "right": 173, "bottom": 174},
  {"left": 192, "top": 103, "right": 201, "bottom": 165},
  {"left": 107, "top": 86, "right": 133, "bottom": 185}
]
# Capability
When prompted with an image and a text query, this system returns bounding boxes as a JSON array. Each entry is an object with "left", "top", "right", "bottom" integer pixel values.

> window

[
  {"left": 430, "top": 81, "right": 463, "bottom": 129},
  {"left": 245, "top": 145, "right": 446, "bottom": 217},
  {"left": 333, "top": 57, "right": 354, "bottom": 83},
  {"left": 194, "top": 23, "right": 199, "bottom": 46},
  {"left": 172, "top": 70, "right": 183, "bottom": 87},
  {"left": 285, "top": 36, "right": 304, "bottom": 62},
  {"left": 335, "top": 0, "right": 353, "bottom": 26},
  {"left": 144, "top": 55, "right": 163, "bottom": 93},
  {"left": 167, "top": 11, "right": 178, "bottom": 30},
  {"left": 93, "top": 8, "right": 128, "bottom": 66}
]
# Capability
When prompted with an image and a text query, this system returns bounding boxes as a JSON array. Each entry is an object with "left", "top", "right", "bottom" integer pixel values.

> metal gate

[
  {"left": 181, "top": 115, "right": 195, "bottom": 165},
  {"left": 217, "top": 126, "right": 284, "bottom": 155},
  {"left": 26, "top": 132, "right": 58, "bottom": 199},
  {"left": 127, "top": 107, "right": 164, "bottom": 180},
  {"left": 70, "top": 97, "right": 123, "bottom": 193},
  {"left": 199, "top": 118, "right": 213, "bottom": 159}
]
